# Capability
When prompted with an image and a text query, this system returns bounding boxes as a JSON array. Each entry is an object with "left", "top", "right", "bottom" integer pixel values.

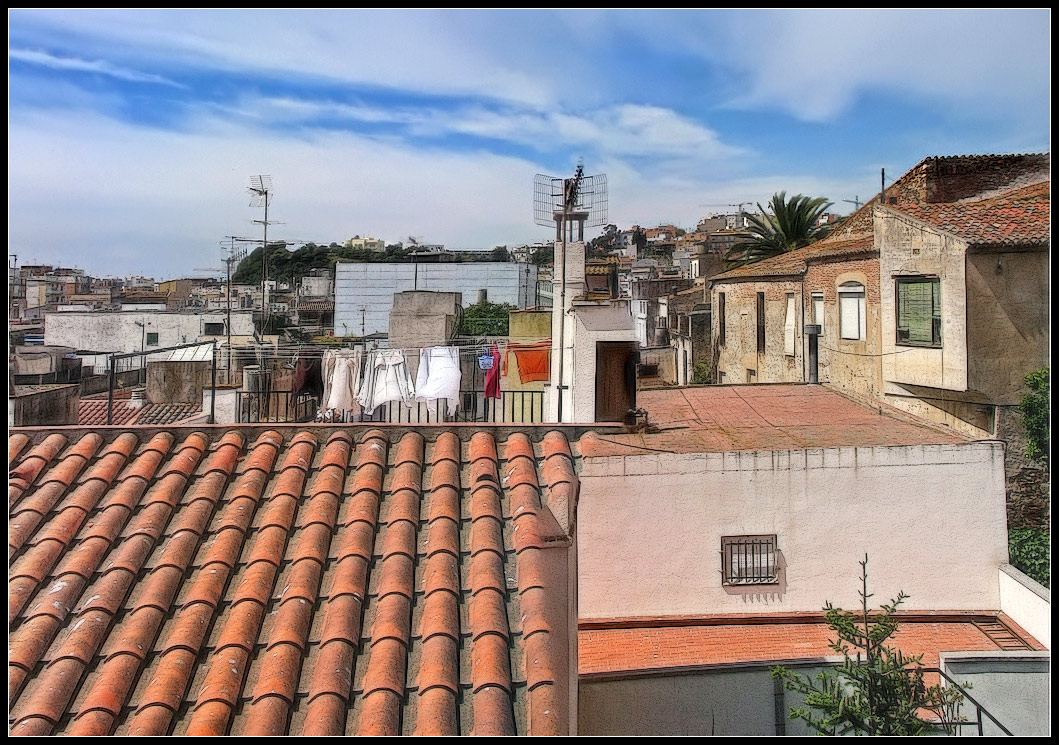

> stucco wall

[
  {"left": 578, "top": 442, "right": 1008, "bottom": 620},
  {"left": 44, "top": 311, "right": 254, "bottom": 354},
  {"left": 939, "top": 652, "right": 1051, "bottom": 736},
  {"left": 877, "top": 210, "right": 968, "bottom": 391},
  {"left": 563, "top": 301, "right": 637, "bottom": 423},
  {"left": 712, "top": 278, "right": 802, "bottom": 384},
  {"left": 579, "top": 663, "right": 827, "bottom": 736},
  {"left": 998, "top": 565, "right": 1050, "bottom": 649},
  {"left": 965, "top": 250, "right": 1049, "bottom": 404}
]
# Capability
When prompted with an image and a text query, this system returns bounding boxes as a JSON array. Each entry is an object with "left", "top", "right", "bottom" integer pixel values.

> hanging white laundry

[
  {"left": 326, "top": 349, "right": 363, "bottom": 413},
  {"left": 415, "top": 346, "right": 462, "bottom": 416},
  {"left": 320, "top": 349, "right": 339, "bottom": 411},
  {"left": 358, "top": 348, "right": 415, "bottom": 412}
]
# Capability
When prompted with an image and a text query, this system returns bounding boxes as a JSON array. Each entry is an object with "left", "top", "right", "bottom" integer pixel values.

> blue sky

[{"left": 8, "top": 9, "right": 1051, "bottom": 279}]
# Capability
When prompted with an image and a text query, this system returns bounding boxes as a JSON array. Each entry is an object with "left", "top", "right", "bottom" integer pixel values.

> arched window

[{"left": 838, "top": 282, "right": 866, "bottom": 340}]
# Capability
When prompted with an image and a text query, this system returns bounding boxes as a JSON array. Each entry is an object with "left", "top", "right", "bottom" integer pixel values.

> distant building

[
  {"left": 344, "top": 236, "right": 386, "bottom": 252},
  {"left": 333, "top": 261, "right": 538, "bottom": 337},
  {"left": 44, "top": 309, "right": 256, "bottom": 356}
]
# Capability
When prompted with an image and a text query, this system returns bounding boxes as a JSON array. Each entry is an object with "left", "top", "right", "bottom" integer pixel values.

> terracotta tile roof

[
  {"left": 298, "top": 300, "right": 334, "bottom": 312},
  {"left": 887, "top": 180, "right": 1050, "bottom": 248},
  {"left": 8, "top": 425, "right": 577, "bottom": 735},
  {"left": 77, "top": 399, "right": 202, "bottom": 427},
  {"left": 709, "top": 235, "right": 876, "bottom": 282},
  {"left": 578, "top": 614, "right": 1046, "bottom": 676}
]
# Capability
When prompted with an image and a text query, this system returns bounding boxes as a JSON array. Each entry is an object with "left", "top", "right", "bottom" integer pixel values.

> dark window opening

[
  {"left": 756, "top": 292, "right": 765, "bottom": 353},
  {"left": 146, "top": 332, "right": 159, "bottom": 346},
  {"left": 718, "top": 292, "right": 726, "bottom": 347}
]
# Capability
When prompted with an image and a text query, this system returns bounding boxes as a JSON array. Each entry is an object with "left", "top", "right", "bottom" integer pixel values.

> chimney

[{"left": 127, "top": 387, "right": 147, "bottom": 409}]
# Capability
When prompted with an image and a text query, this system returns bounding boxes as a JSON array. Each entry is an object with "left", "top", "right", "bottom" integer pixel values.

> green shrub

[
  {"left": 1009, "top": 528, "right": 1050, "bottom": 588},
  {"left": 1020, "top": 368, "right": 1049, "bottom": 462}
]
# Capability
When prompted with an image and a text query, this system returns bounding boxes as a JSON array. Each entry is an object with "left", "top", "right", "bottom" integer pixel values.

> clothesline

[{"left": 223, "top": 339, "right": 556, "bottom": 360}]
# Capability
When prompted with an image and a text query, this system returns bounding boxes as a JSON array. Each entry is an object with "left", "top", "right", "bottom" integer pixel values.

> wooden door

[{"left": 595, "top": 341, "right": 638, "bottom": 422}]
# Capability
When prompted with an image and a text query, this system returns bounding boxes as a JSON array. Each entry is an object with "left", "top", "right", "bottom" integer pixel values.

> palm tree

[{"left": 725, "top": 192, "right": 834, "bottom": 269}]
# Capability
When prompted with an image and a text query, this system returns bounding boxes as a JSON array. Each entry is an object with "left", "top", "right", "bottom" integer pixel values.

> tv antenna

[
  {"left": 218, "top": 236, "right": 252, "bottom": 375},
  {"left": 533, "top": 160, "right": 607, "bottom": 422},
  {"left": 844, "top": 195, "right": 863, "bottom": 210},
  {"left": 248, "top": 175, "right": 277, "bottom": 329}
]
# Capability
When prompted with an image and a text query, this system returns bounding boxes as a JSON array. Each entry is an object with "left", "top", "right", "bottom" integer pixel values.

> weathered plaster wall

[
  {"left": 712, "top": 278, "right": 802, "bottom": 385},
  {"left": 44, "top": 311, "right": 254, "bottom": 354},
  {"left": 939, "top": 652, "right": 1051, "bottom": 736},
  {"left": 877, "top": 210, "right": 968, "bottom": 391},
  {"left": 578, "top": 442, "right": 1008, "bottom": 620},
  {"left": 965, "top": 250, "right": 1049, "bottom": 404},
  {"left": 146, "top": 360, "right": 212, "bottom": 404},
  {"left": 9, "top": 385, "right": 80, "bottom": 427},
  {"left": 579, "top": 662, "right": 827, "bottom": 736}
]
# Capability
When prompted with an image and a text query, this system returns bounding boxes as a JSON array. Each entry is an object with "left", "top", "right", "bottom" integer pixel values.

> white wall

[
  {"left": 998, "top": 565, "right": 1050, "bottom": 648},
  {"left": 334, "top": 262, "right": 537, "bottom": 337},
  {"left": 578, "top": 441, "right": 1009, "bottom": 619},
  {"left": 44, "top": 311, "right": 254, "bottom": 354}
]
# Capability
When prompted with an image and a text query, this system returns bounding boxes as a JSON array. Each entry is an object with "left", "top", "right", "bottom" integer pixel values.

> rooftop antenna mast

[
  {"left": 221, "top": 236, "right": 252, "bottom": 378},
  {"left": 248, "top": 175, "right": 276, "bottom": 331},
  {"left": 843, "top": 195, "right": 863, "bottom": 210},
  {"left": 534, "top": 159, "right": 607, "bottom": 422}
]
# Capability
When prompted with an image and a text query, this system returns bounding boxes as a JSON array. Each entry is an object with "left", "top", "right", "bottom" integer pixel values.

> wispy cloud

[{"left": 9, "top": 48, "right": 185, "bottom": 88}]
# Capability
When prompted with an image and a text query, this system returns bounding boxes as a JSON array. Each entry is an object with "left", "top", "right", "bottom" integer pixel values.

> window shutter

[
  {"left": 840, "top": 294, "right": 860, "bottom": 339},
  {"left": 784, "top": 294, "right": 796, "bottom": 356},
  {"left": 904, "top": 281, "right": 933, "bottom": 344}
]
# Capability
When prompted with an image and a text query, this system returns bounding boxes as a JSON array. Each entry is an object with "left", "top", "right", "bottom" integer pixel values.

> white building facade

[{"left": 334, "top": 261, "right": 538, "bottom": 337}]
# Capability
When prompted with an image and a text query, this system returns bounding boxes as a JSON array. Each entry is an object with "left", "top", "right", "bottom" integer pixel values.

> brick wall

[
  {"left": 921, "top": 154, "right": 1049, "bottom": 203},
  {"left": 803, "top": 254, "right": 883, "bottom": 401}
]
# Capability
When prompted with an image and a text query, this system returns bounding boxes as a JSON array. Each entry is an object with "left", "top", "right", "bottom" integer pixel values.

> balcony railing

[{"left": 237, "top": 389, "right": 546, "bottom": 424}]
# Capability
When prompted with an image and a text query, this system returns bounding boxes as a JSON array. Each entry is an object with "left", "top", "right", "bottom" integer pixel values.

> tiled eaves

[{"left": 8, "top": 424, "right": 594, "bottom": 736}]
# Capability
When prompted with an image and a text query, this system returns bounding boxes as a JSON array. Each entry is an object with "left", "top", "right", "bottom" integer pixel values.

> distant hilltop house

[{"left": 343, "top": 236, "right": 386, "bottom": 252}]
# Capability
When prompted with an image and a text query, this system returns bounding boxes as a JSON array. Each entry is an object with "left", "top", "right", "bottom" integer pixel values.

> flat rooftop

[
  {"left": 581, "top": 384, "right": 968, "bottom": 457},
  {"left": 579, "top": 612, "right": 1045, "bottom": 676}
]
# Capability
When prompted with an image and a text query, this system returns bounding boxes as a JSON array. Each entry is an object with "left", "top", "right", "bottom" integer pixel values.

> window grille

[{"left": 722, "top": 535, "right": 778, "bottom": 585}]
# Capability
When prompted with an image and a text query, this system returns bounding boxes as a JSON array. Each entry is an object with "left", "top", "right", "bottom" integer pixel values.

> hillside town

[
  {"left": 8, "top": 5, "right": 1055, "bottom": 736},
  {"left": 8, "top": 151, "right": 1049, "bottom": 735}
]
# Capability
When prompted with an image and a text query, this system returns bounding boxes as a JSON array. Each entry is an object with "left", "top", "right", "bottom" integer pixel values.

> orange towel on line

[{"left": 507, "top": 341, "right": 551, "bottom": 382}]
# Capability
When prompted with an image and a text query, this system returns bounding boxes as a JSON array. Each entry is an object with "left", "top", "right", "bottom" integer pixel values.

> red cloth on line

[
  {"left": 484, "top": 345, "right": 502, "bottom": 399},
  {"left": 510, "top": 343, "right": 550, "bottom": 382}
]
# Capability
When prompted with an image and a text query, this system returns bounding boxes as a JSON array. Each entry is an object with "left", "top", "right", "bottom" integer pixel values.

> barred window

[{"left": 722, "top": 535, "right": 778, "bottom": 585}]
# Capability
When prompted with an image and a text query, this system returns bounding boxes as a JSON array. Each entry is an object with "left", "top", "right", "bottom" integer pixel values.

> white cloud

[
  {"left": 601, "top": 9, "right": 1050, "bottom": 124},
  {"left": 10, "top": 9, "right": 555, "bottom": 107},
  {"left": 10, "top": 48, "right": 184, "bottom": 87}
]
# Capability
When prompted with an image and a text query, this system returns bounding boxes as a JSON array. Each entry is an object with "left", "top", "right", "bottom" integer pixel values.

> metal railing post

[
  {"left": 209, "top": 341, "right": 217, "bottom": 424},
  {"left": 107, "top": 354, "right": 115, "bottom": 425}
]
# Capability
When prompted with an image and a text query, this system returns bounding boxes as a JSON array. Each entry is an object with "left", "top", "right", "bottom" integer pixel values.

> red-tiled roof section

[
  {"left": 888, "top": 180, "right": 1050, "bottom": 248},
  {"left": 579, "top": 385, "right": 966, "bottom": 457},
  {"left": 78, "top": 399, "right": 202, "bottom": 426},
  {"left": 710, "top": 235, "right": 875, "bottom": 281},
  {"left": 8, "top": 427, "right": 576, "bottom": 736},
  {"left": 579, "top": 615, "right": 1046, "bottom": 676}
]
